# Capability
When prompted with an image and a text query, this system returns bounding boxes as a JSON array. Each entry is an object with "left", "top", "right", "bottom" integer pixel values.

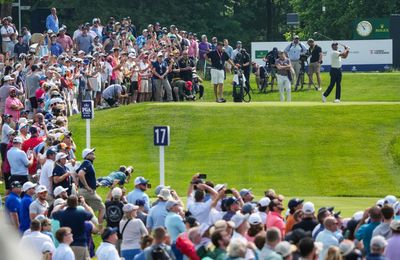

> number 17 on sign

[{"left": 154, "top": 126, "right": 170, "bottom": 185}]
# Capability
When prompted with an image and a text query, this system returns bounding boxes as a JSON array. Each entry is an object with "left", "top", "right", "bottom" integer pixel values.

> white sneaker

[
  {"left": 322, "top": 94, "right": 327, "bottom": 103},
  {"left": 317, "top": 86, "right": 322, "bottom": 91},
  {"left": 334, "top": 99, "right": 340, "bottom": 103}
]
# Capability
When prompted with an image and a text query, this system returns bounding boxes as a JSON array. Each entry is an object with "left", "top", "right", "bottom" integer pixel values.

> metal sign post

[
  {"left": 81, "top": 100, "right": 94, "bottom": 149},
  {"left": 154, "top": 126, "right": 170, "bottom": 186}
]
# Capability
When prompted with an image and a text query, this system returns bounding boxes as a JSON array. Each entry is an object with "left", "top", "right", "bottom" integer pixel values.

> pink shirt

[
  {"left": 188, "top": 39, "right": 198, "bottom": 58},
  {"left": 57, "top": 35, "right": 73, "bottom": 51},
  {"left": 266, "top": 211, "right": 286, "bottom": 237},
  {"left": 5, "top": 96, "right": 23, "bottom": 122}
]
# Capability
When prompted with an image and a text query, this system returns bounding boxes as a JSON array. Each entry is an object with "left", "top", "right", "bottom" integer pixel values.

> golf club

[{"left": 313, "top": 32, "right": 349, "bottom": 49}]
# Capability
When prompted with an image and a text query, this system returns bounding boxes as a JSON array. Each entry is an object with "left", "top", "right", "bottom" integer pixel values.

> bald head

[{"left": 324, "top": 216, "right": 338, "bottom": 232}]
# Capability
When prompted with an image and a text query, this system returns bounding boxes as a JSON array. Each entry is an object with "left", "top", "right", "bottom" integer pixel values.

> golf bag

[{"left": 232, "top": 69, "right": 246, "bottom": 102}]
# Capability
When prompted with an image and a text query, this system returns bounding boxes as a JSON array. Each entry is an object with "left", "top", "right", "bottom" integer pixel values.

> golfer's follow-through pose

[{"left": 322, "top": 42, "right": 350, "bottom": 103}]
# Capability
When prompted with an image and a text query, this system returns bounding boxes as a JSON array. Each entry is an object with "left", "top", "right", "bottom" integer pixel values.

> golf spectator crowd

[{"left": 1, "top": 9, "right": 400, "bottom": 260}]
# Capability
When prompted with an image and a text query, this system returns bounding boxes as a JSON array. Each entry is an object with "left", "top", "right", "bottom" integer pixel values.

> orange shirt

[{"left": 285, "top": 214, "right": 296, "bottom": 234}]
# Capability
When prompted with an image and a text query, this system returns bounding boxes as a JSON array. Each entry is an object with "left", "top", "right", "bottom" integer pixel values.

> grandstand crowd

[{"left": 0, "top": 8, "right": 398, "bottom": 260}]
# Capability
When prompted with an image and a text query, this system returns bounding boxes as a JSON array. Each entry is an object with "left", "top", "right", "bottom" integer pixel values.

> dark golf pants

[{"left": 324, "top": 68, "right": 342, "bottom": 100}]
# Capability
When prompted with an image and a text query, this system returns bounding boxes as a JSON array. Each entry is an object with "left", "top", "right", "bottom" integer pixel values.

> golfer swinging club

[{"left": 322, "top": 42, "right": 350, "bottom": 103}]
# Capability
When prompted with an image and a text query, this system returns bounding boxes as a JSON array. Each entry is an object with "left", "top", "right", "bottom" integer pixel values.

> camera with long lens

[{"left": 299, "top": 52, "right": 310, "bottom": 63}]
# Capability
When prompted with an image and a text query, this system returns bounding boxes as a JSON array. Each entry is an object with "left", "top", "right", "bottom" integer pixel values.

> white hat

[
  {"left": 214, "top": 183, "right": 226, "bottom": 192},
  {"left": 339, "top": 240, "right": 355, "bottom": 256},
  {"left": 128, "top": 53, "right": 136, "bottom": 58},
  {"left": 259, "top": 197, "right": 271, "bottom": 207},
  {"left": 22, "top": 181, "right": 37, "bottom": 192},
  {"left": 3, "top": 75, "right": 13, "bottom": 81},
  {"left": 55, "top": 152, "right": 68, "bottom": 161},
  {"left": 18, "top": 117, "right": 28, "bottom": 125},
  {"left": 157, "top": 52, "right": 163, "bottom": 57},
  {"left": 111, "top": 187, "right": 123, "bottom": 198},
  {"left": 78, "top": 50, "right": 85, "bottom": 55},
  {"left": 82, "top": 148, "right": 95, "bottom": 159},
  {"left": 275, "top": 241, "right": 296, "bottom": 257},
  {"left": 166, "top": 200, "right": 180, "bottom": 211},
  {"left": 385, "top": 195, "right": 397, "bottom": 206},
  {"left": 53, "top": 198, "right": 66, "bottom": 207},
  {"left": 353, "top": 211, "right": 364, "bottom": 222},
  {"left": 13, "top": 136, "right": 23, "bottom": 143},
  {"left": 123, "top": 203, "right": 139, "bottom": 212},
  {"left": 302, "top": 201, "right": 315, "bottom": 214},
  {"left": 134, "top": 176, "right": 148, "bottom": 186},
  {"left": 53, "top": 186, "right": 68, "bottom": 197},
  {"left": 370, "top": 235, "right": 388, "bottom": 249},
  {"left": 36, "top": 185, "right": 48, "bottom": 193},
  {"left": 230, "top": 213, "right": 249, "bottom": 229},
  {"left": 248, "top": 213, "right": 262, "bottom": 225},
  {"left": 376, "top": 199, "right": 385, "bottom": 207},
  {"left": 157, "top": 188, "right": 171, "bottom": 200}
]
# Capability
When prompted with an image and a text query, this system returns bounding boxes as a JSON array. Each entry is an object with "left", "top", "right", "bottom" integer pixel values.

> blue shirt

[
  {"left": 77, "top": 159, "right": 97, "bottom": 190},
  {"left": 127, "top": 188, "right": 150, "bottom": 212},
  {"left": 224, "top": 45, "right": 234, "bottom": 59},
  {"left": 136, "top": 35, "right": 147, "bottom": 49},
  {"left": 316, "top": 229, "right": 339, "bottom": 260},
  {"left": 50, "top": 42, "right": 64, "bottom": 57},
  {"left": 19, "top": 194, "right": 33, "bottom": 233},
  {"left": 356, "top": 221, "right": 381, "bottom": 255},
  {"left": 284, "top": 42, "right": 307, "bottom": 61},
  {"left": 165, "top": 212, "right": 186, "bottom": 242},
  {"left": 7, "top": 147, "right": 30, "bottom": 176},
  {"left": 46, "top": 14, "right": 59, "bottom": 33},
  {"left": 5, "top": 192, "right": 21, "bottom": 224},
  {"left": 152, "top": 60, "right": 168, "bottom": 79},
  {"left": 147, "top": 201, "right": 168, "bottom": 230},
  {"left": 52, "top": 207, "right": 93, "bottom": 247}
]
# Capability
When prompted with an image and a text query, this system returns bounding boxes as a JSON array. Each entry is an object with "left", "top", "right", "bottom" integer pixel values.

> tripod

[{"left": 295, "top": 60, "right": 315, "bottom": 91}]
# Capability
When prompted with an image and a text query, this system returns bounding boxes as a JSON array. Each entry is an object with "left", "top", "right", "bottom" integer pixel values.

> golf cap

[
  {"left": 82, "top": 148, "right": 95, "bottom": 159},
  {"left": 123, "top": 203, "right": 139, "bottom": 213},
  {"left": 242, "top": 203, "right": 255, "bottom": 214},
  {"left": 339, "top": 240, "right": 355, "bottom": 256},
  {"left": 3, "top": 75, "right": 13, "bottom": 81},
  {"left": 390, "top": 220, "right": 400, "bottom": 231},
  {"left": 13, "top": 136, "right": 23, "bottom": 143},
  {"left": 166, "top": 200, "right": 180, "bottom": 211},
  {"left": 236, "top": 41, "right": 242, "bottom": 45},
  {"left": 46, "top": 148, "right": 57, "bottom": 156},
  {"left": 288, "top": 198, "right": 304, "bottom": 209},
  {"left": 157, "top": 52, "right": 163, "bottom": 57},
  {"left": 53, "top": 186, "right": 68, "bottom": 197},
  {"left": 157, "top": 188, "right": 172, "bottom": 201},
  {"left": 230, "top": 213, "right": 249, "bottom": 229},
  {"left": 239, "top": 188, "right": 253, "bottom": 197},
  {"left": 384, "top": 195, "right": 397, "bottom": 206},
  {"left": 294, "top": 35, "right": 300, "bottom": 39},
  {"left": 154, "top": 185, "right": 170, "bottom": 195},
  {"left": 111, "top": 187, "right": 123, "bottom": 198},
  {"left": 53, "top": 198, "right": 66, "bottom": 207},
  {"left": 258, "top": 197, "right": 271, "bottom": 207},
  {"left": 101, "top": 227, "right": 118, "bottom": 241},
  {"left": 275, "top": 241, "right": 297, "bottom": 258},
  {"left": 248, "top": 213, "right": 262, "bottom": 225},
  {"left": 22, "top": 181, "right": 37, "bottom": 192},
  {"left": 214, "top": 183, "right": 226, "bottom": 192},
  {"left": 36, "top": 185, "right": 48, "bottom": 193},
  {"left": 224, "top": 197, "right": 239, "bottom": 208},
  {"left": 302, "top": 201, "right": 315, "bottom": 214},
  {"left": 134, "top": 176, "right": 149, "bottom": 186},
  {"left": 55, "top": 152, "right": 68, "bottom": 161},
  {"left": 307, "top": 38, "right": 314, "bottom": 43}
]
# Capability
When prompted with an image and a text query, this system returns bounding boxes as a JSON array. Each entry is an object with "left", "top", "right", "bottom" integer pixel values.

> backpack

[{"left": 151, "top": 246, "right": 172, "bottom": 260}]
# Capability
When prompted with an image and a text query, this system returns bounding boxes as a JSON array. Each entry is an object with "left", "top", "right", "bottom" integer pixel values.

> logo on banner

[{"left": 369, "top": 49, "right": 390, "bottom": 55}]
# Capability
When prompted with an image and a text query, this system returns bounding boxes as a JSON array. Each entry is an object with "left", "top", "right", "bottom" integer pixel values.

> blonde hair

[{"left": 325, "top": 246, "right": 342, "bottom": 260}]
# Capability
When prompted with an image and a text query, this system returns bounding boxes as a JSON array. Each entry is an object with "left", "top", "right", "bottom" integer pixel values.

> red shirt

[
  {"left": 22, "top": 136, "right": 43, "bottom": 175},
  {"left": 266, "top": 211, "right": 286, "bottom": 237}
]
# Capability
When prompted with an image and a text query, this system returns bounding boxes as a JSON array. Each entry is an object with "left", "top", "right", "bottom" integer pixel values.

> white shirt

[
  {"left": 187, "top": 197, "right": 212, "bottom": 225},
  {"left": 96, "top": 242, "right": 120, "bottom": 260},
  {"left": 52, "top": 243, "right": 75, "bottom": 260},
  {"left": 39, "top": 159, "right": 55, "bottom": 195},
  {"left": 1, "top": 123, "right": 12, "bottom": 144},
  {"left": 330, "top": 50, "right": 342, "bottom": 68},
  {"left": 1, "top": 25, "right": 15, "bottom": 41},
  {"left": 119, "top": 218, "right": 148, "bottom": 250},
  {"left": 231, "top": 232, "right": 256, "bottom": 259},
  {"left": 19, "top": 231, "right": 54, "bottom": 256}
]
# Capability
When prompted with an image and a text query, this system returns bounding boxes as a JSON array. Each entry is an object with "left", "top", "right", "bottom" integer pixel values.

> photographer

[
  {"left": 307, "top": 38, "right": 323, "bottom": 91},
  {"left": 263, "top": 47, "right": 278, "bottom": 90},
  {"left": 233, "top": 48, "right": 251, "bottom": 91},
  {"left": 284, "top": 35, "right": 307, "bottom": 87}
]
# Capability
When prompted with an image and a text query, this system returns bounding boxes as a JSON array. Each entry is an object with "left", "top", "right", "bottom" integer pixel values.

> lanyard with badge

[{"left": 216, "top": 49, "right": 223, "bottom": 65}]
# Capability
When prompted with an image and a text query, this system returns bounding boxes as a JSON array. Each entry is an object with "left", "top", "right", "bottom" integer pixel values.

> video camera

[{"left": 299, "top": 52, "right": 310, "bottom": 63}]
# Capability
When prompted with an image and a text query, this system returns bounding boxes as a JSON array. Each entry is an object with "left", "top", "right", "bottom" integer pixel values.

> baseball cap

[
  {"left": 230, "top": 213, "right": 249, "bottom": 229},
  {"left": 294, "top": 35, "right": 300, "bottom": 39},
  {"left": 53, "top": 198, "right": 66, "bottom": 207},
  {"left": 248, "top": 213, "right": 262, "bottom": 225},
  {"left": 55, "top": 152, "right": 68, "bottom": 161},
  {"left": 157, "top": 188, "right": 171, "bottom": 201},
  {"left": 36, "top": 185, "right": 48, "bottom": 194},
  {"left": 214, "top": 183, "right": 226, "bottom": 192},
  {"left": 275, "top": 241, "right": 296, "bottom": 258},
  {"left": 224, "top": 197, "right": 239, "bottom": 208},
  {"left": 236, "top": 41, "right": 242, "bottom": 45},
  {"left": 331, "top": 42, "right": 339, "bottom": 47},
  {"left": 22, "top": 181, "right": 37, "bottom": 192},
  {"left": 166, "top": 200, "right": 180, "bottom": 211},
  {"left": 157, "top": 52, "right": 163, "bottom": 57},
  {"left": 82, "top": 148, "right": 95, "bottom": 159},
  {"left": 154, "top": 185, "right": 170, "bottom": 195},
  {"left": 134, "top": 176, "right": 149, "bottom": 186},
  {"left": 370, "top": 235, "right": 387, "bottom": 249},
  {"left": 288, "top": 198, "right": 304, "bottom": 209},
  {"left": 259, "top": 197, "right": 271, "bottom": 207},
  {"left": 123, "top": 203, "right": 139, "bottom": 213},
  {"left": 46, "top": 148, "right": 57, "bottom": 156},
  {"left": 239, "top": 188, "right": 253, "bottom": 198},
  {"left": 3, "top": 114, "right": 12, "bottom": 119},
  {"left": 339, "top": 240, "right": 355, "bottom": 256},
  {"left": 376, "top": 199, "right": 385, "bottom": 207},
  {"left": 242, "top": 202, "right": 255, "bottom": 214},
  {"left": 53, "top": 186, "right": 68, "bottom": 197},
  {"left": 135, "top": 199, "right": 145, "bottom": 207},
  {"left": 10, "top": 180, "right": 22, "bottom": 188},
  {"left": 111, "top": 187, "right": 122, "bottom": 198},
  {"left": 302, "top": 201, "right": 315, "bottom": 214},
  {"left": 285, "top": 228, "right": 311, "bottom": 244},
  {"left": 101, "top": 227, "right": 118, "bottom": 241},
  {"left": 390, "top": 220, "right": 400, "bottom": 231},
  {"left": 13, "top": 136, "right": 23, "bottom": 143},
  {"left": 384, "top": 195, "right": 397, "bottom": 206}
]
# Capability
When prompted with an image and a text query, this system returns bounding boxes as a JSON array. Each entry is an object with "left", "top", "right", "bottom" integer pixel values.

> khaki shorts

[
  {"left": 78, "top": 188, "right": 105, "bottom": 212},
  {"left": 140, "top": 79, "right": 150, "bottom": 93},
  {"left": 308, "top": 62, "right": 321, "bottom": 74},
  {"left": 71, "top": 246, "right": 90, "bottom": 260}
]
